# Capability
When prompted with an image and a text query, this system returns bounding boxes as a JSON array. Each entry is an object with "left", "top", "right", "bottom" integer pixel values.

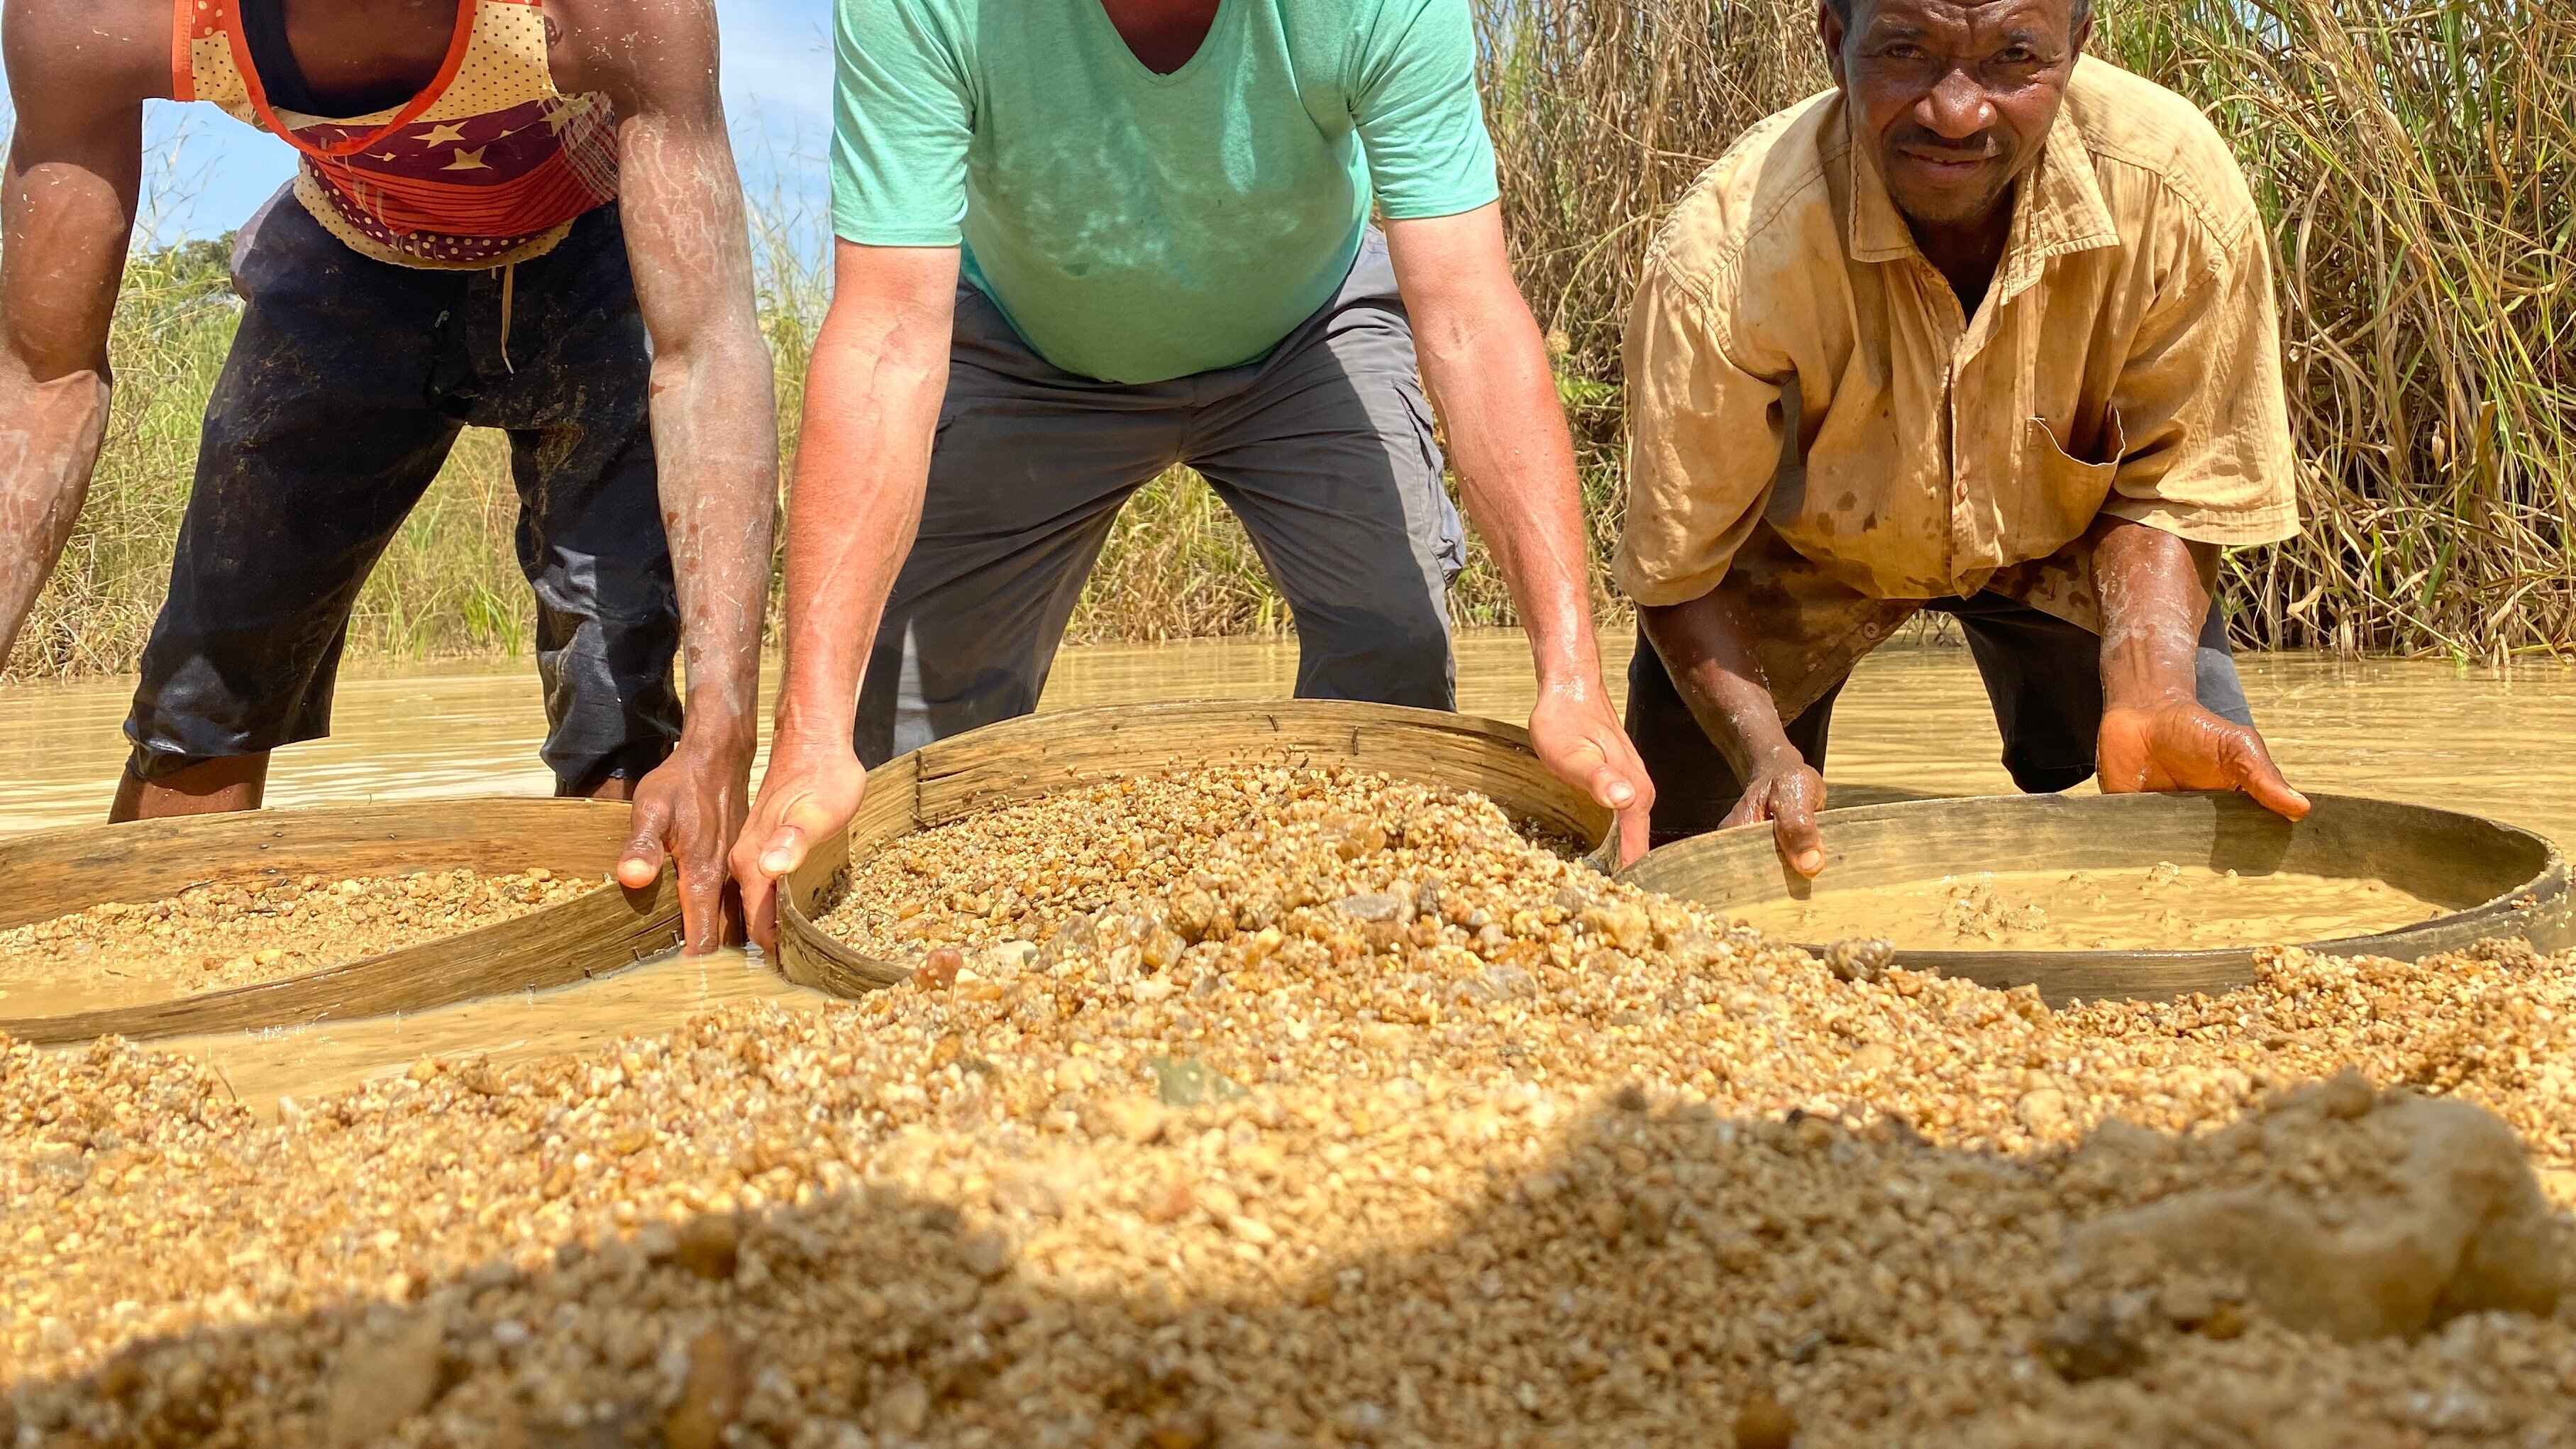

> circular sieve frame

[
  {"left": 1615, "top": 790, "right": 2575, "bottom": 1003},
  {"left": 0, "top": 798, "right": 682, "bottom": 1045},
  {"left": 775, "top": 699, "right": 1614, "bottom": 999}
]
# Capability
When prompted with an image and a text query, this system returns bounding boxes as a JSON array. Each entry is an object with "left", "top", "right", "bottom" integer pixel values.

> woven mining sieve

[
  {"left": 0, "top": 799, "right": 682, "bottom": 1045},
  {"left": 777, "top": 699, "right": 1614, "bottom": 998},
  {"left": 1616, "top": 790, "right": 2576, "bottom": 1005}
]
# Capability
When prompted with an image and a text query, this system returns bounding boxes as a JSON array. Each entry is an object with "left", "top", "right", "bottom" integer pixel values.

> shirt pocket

[{"left": 2017, "top": 410, "right": 2126, "bottom": 557}]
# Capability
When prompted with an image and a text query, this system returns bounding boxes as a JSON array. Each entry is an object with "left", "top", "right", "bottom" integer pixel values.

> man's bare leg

[
  {"left": 572, "top": 775, "right": 638, "bottom": 802},
  {"left": 109, "top": 752, "right": 272, "bottom": 822}
]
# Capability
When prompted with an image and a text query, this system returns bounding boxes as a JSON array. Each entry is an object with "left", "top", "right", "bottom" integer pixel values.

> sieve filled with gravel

[
  {"left": 1, "top": 867, "right": 597, "bottom": 1012},
  {"left": 780, "top": 700, "right": 1611, "bottom": 996},
  {"left": 0, "top": 799, "right": 682, "bottom": 1044}
]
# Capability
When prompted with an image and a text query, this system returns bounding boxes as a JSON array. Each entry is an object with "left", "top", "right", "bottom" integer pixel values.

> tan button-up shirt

[{"left": 1616, "top": 58, "right": 2299, "bottom": 719}]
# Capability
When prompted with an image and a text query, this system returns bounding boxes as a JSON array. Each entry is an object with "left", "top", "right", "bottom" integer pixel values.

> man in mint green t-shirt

[{"left": 733, "top": 0, "right": 1655, "bottom": 936}]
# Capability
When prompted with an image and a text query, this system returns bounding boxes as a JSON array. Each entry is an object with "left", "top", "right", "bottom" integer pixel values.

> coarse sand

[{"left": 4, "top": 766, "right": 2572, "bottom": 1445}]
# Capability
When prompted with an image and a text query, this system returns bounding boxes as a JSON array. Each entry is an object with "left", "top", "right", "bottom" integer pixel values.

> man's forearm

[
  {"left": 1386, "top": 206, "right": 1606, "bottom": 693},
  {"left": 646, "top": 337, "right": 775, "bottom": 747},
  {"left": 769, "top": 290, "right": 952, "bottom": 759},
  {"left": 606, "top": 90, "right": 778, "bottom": 756},
  {"left": 1412, "top": 297, "right": 1603, "bottom": 690},
  {"left": 2089, "top": 518, "right": 2306, "bottom": 816},
  {"left": 0, "top": 367, "right": 111, "bottom": 665},
  {"left": 2094, "top": 518, "right": 2216, "bottom": 711},
  {"left": 1639, "top": 588, "right": 1801, "bottom": 783},
  {"left": 1, "top": 4, "right": 148, "bottom": 670},
  {"left": 728, "top": 258, "right": 953, "bottom": 928}
]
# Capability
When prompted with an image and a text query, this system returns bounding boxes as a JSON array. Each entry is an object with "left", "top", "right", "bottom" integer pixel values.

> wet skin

[
  {"left": 2, "top": 0, "right": 777, "bottom": 951},
  {"left": 258, "top": 0, "right": 465, "bottom": 114},
  {"left": 1639, "top": 0, "right": 2306, "bottom": 876},
  {"left": 1098, "top": 0, "right": 1225, "bottom": 74}
]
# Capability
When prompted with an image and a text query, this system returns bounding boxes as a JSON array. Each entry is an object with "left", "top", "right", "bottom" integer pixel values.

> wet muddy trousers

[
  {"left": 123, "top": 194, "right": 681, "bottom": 794},
  {"left": 1626, "top": 591, "right": 2257, "bottom": 844}
]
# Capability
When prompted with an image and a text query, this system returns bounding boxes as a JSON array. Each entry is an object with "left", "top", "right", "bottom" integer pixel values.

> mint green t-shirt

[{"left": 830, "top": 0, "right": 1499, "bottom": 384}]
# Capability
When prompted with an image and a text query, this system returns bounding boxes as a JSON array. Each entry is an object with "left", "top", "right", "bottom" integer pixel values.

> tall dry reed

[{"left": 2106, "top": 0, "right": 2576, "bottom": 659}]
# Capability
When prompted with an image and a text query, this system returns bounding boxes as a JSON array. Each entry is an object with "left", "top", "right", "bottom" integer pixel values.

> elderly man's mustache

[{"left": 1889, "top": 125, "right": 2006, "bottom": 162}]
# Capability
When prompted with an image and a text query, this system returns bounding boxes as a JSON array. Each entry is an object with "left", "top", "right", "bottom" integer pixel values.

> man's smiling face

[{"left": 1823, "top": 0, "right": 2089, "bottom": 232}]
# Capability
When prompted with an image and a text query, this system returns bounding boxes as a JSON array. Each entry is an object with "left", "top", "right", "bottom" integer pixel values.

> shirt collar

[{"left": 1843, "top": 99, "right": 2123, "bottom": 281}]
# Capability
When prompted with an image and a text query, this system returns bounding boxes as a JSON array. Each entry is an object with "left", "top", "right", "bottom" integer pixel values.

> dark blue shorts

[
  {"left": 1626, "top": 592, "right": 2257, "bottom": 844},
  {"left": 123, "top": 192, "right": 681, "bottom": 793}
]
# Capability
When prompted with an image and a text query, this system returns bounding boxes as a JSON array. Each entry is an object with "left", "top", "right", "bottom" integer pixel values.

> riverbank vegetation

[{"left": 4, "top": 0, "right": 2569, "bottom": 680}]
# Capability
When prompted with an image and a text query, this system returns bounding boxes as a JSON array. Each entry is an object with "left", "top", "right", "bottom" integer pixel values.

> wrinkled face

[{"left": 1824, "top": 0, "right": 2089, "bottom": 231}]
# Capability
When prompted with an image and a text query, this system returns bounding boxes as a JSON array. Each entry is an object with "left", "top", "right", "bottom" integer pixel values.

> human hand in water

[
  {"left": 615, "top": 725, "right": 756, "bottom": 954},
  {"left": 2091, "top": 520, "right": 2306, "bottom": 821},
  {"left": 729, "top": 740, "right": 870, "bottom": 951},
  {"left": 2097, "top": 702, "right": 2309, "bottom": 820},
  {"left": 1724, "top": 755, "right": 1830, "bottom": 878}
]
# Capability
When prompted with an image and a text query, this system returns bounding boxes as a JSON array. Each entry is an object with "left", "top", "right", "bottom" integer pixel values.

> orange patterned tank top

[{"left": 173, "top": 0, "right": 619, "bottom": 269}]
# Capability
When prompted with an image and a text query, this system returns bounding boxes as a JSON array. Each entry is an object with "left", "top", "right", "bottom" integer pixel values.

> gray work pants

[{"left": 856, "top": 231, "right": 1466, "bottom": 764}]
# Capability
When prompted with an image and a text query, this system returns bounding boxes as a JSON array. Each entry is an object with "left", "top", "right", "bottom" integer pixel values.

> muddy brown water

[{"left": 7, "top": 632, "right": 2576, "bottom": 1106}]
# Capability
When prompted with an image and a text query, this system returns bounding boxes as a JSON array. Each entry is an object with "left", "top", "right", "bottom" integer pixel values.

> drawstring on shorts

[{"left": 494, "top": 262, "right": 518, "bottom": 375}]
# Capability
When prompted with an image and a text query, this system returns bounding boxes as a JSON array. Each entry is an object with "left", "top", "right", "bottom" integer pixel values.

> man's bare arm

[
  {"left": 729, "top": 242, "right": 960, "bottom": 946},
  {"left": 1639, "top": 585, "right": 1828, "bottom": 875},
  {"left": 2093, "top": 519, "right": 2307, "bottom": 818},
  {"left": 562, "top": 0, "right": 778, "bottom": 948},
  {"left": 1382, "top": 204, "right": 1654, "bottom": 863},
  {"left": 0, "top": 0, "right": 165, "bottom": 668}
]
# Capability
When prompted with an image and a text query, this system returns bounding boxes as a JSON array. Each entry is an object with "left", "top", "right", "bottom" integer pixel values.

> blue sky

[{"left": 0, "top": 0, "right": 837, "bottom": 244}]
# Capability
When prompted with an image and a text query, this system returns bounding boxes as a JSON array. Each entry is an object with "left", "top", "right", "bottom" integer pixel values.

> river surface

[{"left": 8, "top": 631, "right": 2576, "bottom": 1105}]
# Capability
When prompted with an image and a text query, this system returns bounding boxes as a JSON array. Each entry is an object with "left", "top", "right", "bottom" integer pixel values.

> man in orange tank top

[{"left": 0, "top": 0, "right": 774, "bottom": 952}]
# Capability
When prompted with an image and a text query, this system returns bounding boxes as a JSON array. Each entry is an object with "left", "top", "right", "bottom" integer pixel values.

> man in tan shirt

[{"left": 1620, "top": 0, "right": 2311, "bottom": 867}]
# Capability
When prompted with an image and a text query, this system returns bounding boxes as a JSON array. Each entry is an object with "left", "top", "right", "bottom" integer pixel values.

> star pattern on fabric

[
  {"left": 184, "top": 1, "right": 617, "bottom": 270},
  {"left": 541, "top": 94, "right": 594, "bottom": 134}
]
